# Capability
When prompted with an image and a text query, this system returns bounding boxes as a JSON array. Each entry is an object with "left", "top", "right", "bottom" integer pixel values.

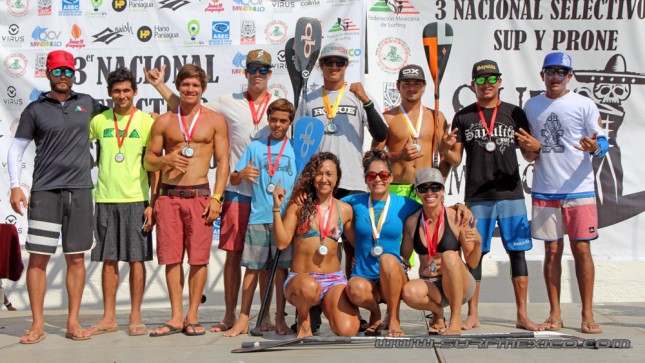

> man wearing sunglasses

[
  {"left": 440, "top": 59, "right": 543, "bottom": 332},
  {"left": 375, "top": 64, "right": 449, "bottom": 200},
  {"left": 524, "top": 52, "right": 607, "bottom": 334},
  {"left": 8, "top": 50, "right": 108, "bottom": 343},
  {"left": 144, "top": 50, "right": 279, "bottom": 333}
]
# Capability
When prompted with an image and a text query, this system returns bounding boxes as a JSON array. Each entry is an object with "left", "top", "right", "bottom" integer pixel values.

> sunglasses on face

[
  {"left": 473, "top": 75, "right": 499, "bottom": 85},
  {"left": 365, "top": 171, "right": 391, "bottom": 181},
  {"left": 543, "top": 68, "right": 570, "bottom": 77},
  {"left": 247, "top": 66, "right": 270, "bottom": 75},
  {"left": 51, "top": 68, "right": 75, "bottom": 78},
  {"left": 416, "top": 183, "right": 443, "bottom": 194},
  {"left": 322, "top": 59, "right": 347, "bottom": 67}
]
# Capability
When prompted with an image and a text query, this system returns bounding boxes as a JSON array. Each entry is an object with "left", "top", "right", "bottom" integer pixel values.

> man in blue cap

[{"left": 524, "top": 52, "right": 608, "bottom": 334}]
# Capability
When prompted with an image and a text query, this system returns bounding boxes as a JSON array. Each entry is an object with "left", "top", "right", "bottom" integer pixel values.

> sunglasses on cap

[
  {"left": 473, "top": 75, "right": 499, "bottom": 85},
  {"left": 365, "top": 171, "right": 391, "bottom": 181},
  {"left": 322, "top": 59, "right": 347, "bottom": 67},
  {"left": 416, "top": 183, "right": 443, "bottom": 194},
  {"left": 543, "top": 68, "right": 570, "bottom": 77},
  {"left": 50, "top": 68, "right": 75, "bottom": 78},
  {"left": 247, "top": 66, "right": 270, "bottom": 75}
]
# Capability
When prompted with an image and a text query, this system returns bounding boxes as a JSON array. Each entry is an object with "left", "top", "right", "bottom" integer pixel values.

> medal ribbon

[
  {"left": 421, "top": 205, "right": 444, "bottom": 258},
  {"left": 476, "top": 100, "right": 501, "bottom": 139},
  {"left": 267, "top": 136, "right": 288, "bottom": 178},
  {"left": 177, "top": 105, "right": 202, "bottom": 144},
  {"left": 322, "top": 83, "right": 347, "bottom": 121},
  {"left": 113, "top": 107, "right": 136, "bottom": 150},
  {"left": 246, "top": 91, "right": 271, "bottom": 130},
  {"left": 368, "top": 194, "right": 391, "bottom": 244},
  {"left": 316, "top": 199, "right": 335, "bottom": 241},
  {"left": 398, "top": 103, "right": 423, "bottom": 140}
]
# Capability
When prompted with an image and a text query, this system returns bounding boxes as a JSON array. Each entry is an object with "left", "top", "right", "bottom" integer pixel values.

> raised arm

[{"left": 144, "top": 64, "right": 180, "bottom": 112}]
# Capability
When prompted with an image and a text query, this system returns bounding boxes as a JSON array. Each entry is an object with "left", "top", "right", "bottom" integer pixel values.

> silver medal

[
  {"left": 182, "top": 145, "right": 195, "bottom": 158},
  {"left": 324, "top": 123, "right": 339, "bottom": 134},
  {"left": 318, "top": 245, "right": 328, "bottom": 255},
  {"left": 485, "top": 140, "right": 496, "bottom": 152},
  {"left": 430, "top": 260, "right": 437, "bottom": 273},
  {"left": 370, "top": 245, "right": 384, "bottom": 257},
  {"left": 115, "top": 153, "right": 125, "bottom": 163},
  {"left": 266, "top": 183, "right": 276, "bottom": 193},
  {"left": 250, "top": 129, "right": 260, "bottom": 140},
  {"left": 411, "top": 143, "right": 422, "bottom": 153}
]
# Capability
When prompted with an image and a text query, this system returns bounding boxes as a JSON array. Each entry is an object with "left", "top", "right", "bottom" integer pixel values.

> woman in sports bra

[
  {"left": 401, "top": 167, "right": 482, "bottom": 335},
  {"left": 271, "top": 152, "right": 359, "bottom": 338}
]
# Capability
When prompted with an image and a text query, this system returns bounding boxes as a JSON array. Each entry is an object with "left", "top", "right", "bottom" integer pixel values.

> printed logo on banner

[
  {"left": 38, "top": 0, "right": 52, "bottom": 15},
  {"left": 60, "top": 0, "right": 82, "bottom": 16},
  {"left": 4, "top": 53, "right": 27, "bottom": 78},
  {"left": 112, "top": 0, "right": 127, "bottom": 11},
  {"left": 2, "top": 24, "right": 25, "bottom": 47},
  {"left": 137, "top": 26, "right": 152, "bottom": 42},
  {"left": 299, "top": 0, "right": 320, "bottom": 8},
  {"left": 273, "top": 49, "right": 287, "bottom": 71},
  {"left": 326, "top": 0, "right": 355, "bottom": 7},
  {"left": 369, "top": 0, "right": 419, "bottom": 15},
  {"left": 31, "top": 26, "right": 62, "bottom": 47},
  {"left": 87, "top": 0, "right": 108, "bottom": 17},
  {"left": 66, "top": 24, "right": 86, "bottom": 49},
  {"left": 154, "top": 25, "right": 179, "bottom": 42},
  {"left": 92, "top": 23, "right": 133, "bottom": 45},
  {"left": 3, "top": 86, "right": 23, "bottom": 107},
  {"left": 232, "top": 52, "right": 246, "bottom": 69},
  {"left": 29, "top": 88, "right": 45, "bottom": 101},
  {"left": 265, "top": 20, "right": 287, "bottom": 44},
  {"left": 269, "top": 84, "right": 288, "bottom": 99},
  {"left": 184, "top": 20, "right": 204, "bottom": 46},
  {"left": 34, "top": 53, "right": 47, "bottom": 78},
  {"left": 240, "top": 20, "right": 256, "bottom": 44},
  {"left": 129, "top": 0, "right": 154, "bottom": 11},
  {"left": 210, "top": 21, "right": 232, "bottom": 45},
  {"left": 375, "top": 37, "right": 409, "bottom": 74},
  {"left": 327, "top": 17, "right": 360, "bottom": 41},
  {"left": 159, "top": 0, "right": 190, "bottom": 11},
  {"left": 232, "top": 0, "right": 266, "bottom": 12},
  {"left": 7, "top": 0, "right": 29, "bottom": 16},
  {"left": 271, "top": 0, "right": 295, "bottom": 12},
  {"left": 204, "top": 0, "right": 224, "bottom": 13}
]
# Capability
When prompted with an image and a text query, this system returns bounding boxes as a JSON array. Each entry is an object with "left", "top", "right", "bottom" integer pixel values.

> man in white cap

[{"left": 524, "top": 52, "right": 607, "bottom": 334}]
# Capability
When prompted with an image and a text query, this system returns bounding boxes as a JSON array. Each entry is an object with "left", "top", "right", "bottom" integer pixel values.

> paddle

[
  {"left": 233, "top": 331, "right": 587, "bottom": 353},
  {"left": 422, "top": 22, "right": 453, "bottom": 168},
  {"left": 294, "top": 17, "right": 322, "bottom": 117},
  {"left": 285, "top": 37, "right": 303, "bottom": 111},
  {"left": 293, "top": 116, "right": 325, "bottom": 173}
]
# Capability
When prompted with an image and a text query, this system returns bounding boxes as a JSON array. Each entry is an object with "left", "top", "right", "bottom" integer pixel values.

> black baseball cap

[
  {"left": 472, "top": 59, "right": 501, "bottom": 78},
  {"left": 398, "top": 64, "right": 425, "bottom": 82}
]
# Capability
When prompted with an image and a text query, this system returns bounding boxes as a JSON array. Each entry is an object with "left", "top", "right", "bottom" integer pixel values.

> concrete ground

[{"left": 1, "top": 302, "right": 643, "bottom": 363}]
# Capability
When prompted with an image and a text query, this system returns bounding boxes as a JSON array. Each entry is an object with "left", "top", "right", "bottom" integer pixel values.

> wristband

[
  {"left": 362, "top": 100, "right": 373, "bottom": 108},
  {"left": 592, "top": 147, "right": 601, "bottom": 156},
  {"left": 273, "top": 209, "right": 281, "bottom": 213},
  {"left": 211, "top": 194, "right": 224, "bottom": 202},
  {"left": 533, "top": 147, "right": 541, "bottom": 154}
]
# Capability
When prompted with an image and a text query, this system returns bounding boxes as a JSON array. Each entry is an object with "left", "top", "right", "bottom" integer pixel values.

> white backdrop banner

[{"left": 1, "top": 0, "right": 644, "bottom": 260}]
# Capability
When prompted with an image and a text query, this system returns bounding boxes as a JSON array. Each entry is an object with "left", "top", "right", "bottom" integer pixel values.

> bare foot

[
  {"left": 224, "top": 316, "right": 249, "bottom": 337},
  {"left": 516, "top": 317, "right": 545, "bottom": 332},
  {"left": 387, "top": 320, "right": 404, "bottom": 337},
  {"left": 209, "top": 320, "right": 234, "bottom": 333},
  {"left": 461, "top": 315, "right": 480, "bottom": 330},
  {"left": 440, "top": 325, "right": 462, "bottom": 335},
  {"left": 296, "top": 320, "right": 313, "bottom": 339},
  {"left": 260, "top": 316, "right": 275, "bottom": 331},
  {"left": 428, "top": 316, "right": 447, "bottom": 334},
  {"left": 542, "top": 317, "right": 563, "bottom": 331},
  {"left": 275, "top": 320, "right": 293, "bottom": 335}
]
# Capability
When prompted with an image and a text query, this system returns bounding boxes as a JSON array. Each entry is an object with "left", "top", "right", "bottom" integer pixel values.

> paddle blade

[
  {"left": 285, "top": 38, "right": 303, "bottom": 110},
  {"left": 422, "top": 22, "right": 454, "bottom": 88},
  {"left": 294, "top": 17, "right": 322, "bottom": 81},
  {"left": 293, "top": 116, "right": 324, "bottom": 173}
]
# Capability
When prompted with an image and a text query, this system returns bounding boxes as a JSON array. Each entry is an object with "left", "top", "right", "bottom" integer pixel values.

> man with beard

[{"left": 8, "top": 50, "right": 107, "bottom": 343}]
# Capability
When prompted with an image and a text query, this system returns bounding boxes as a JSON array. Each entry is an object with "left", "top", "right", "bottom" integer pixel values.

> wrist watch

[{"left": 211, "top": 193, "right": 224, "bottom": 202}]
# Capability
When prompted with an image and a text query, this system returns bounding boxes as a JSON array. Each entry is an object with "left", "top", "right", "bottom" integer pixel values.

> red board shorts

[{"left": 218, "top": 191, "right": 251, "bottom": 252}]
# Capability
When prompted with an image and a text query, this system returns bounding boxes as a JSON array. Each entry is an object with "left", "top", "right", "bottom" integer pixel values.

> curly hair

[
  {"left": 290, "top": 152, "right": 342, "bottom": 236},
  {"left": 362, "top": 148, "right": 392, "bottom": 175}
]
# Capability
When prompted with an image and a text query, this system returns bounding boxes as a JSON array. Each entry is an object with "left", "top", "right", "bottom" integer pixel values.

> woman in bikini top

[
  {"left": 272, "top": 152, "right": 359, "bottom": 339},
  {"left": 400, "top": 167, "right": 482, "bottom": 335}
]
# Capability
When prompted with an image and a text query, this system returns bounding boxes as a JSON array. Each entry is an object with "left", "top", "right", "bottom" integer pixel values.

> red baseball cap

[{"left": 46, "top": 50, "right": 76, "bottom": 71}]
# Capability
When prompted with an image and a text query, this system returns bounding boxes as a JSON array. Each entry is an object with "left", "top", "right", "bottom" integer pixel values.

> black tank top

[{"left": 413, "top": 209, "right": 460, "bottom": 255}]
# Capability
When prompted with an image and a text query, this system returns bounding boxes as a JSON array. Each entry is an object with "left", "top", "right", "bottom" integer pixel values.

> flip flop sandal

[
  {"left": 149, "top": 323, "right": 182, "bottom": 337},
  {"left": 183, "top": 323, "right": 206, "bottom": 336}
]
